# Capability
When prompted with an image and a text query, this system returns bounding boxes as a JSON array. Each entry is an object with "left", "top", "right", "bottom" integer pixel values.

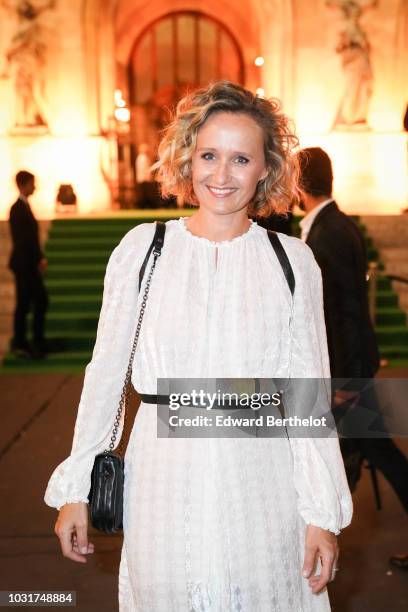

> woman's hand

[
  {"left": 54, "top": 502, "right": 94, "bottom": 563},
  {"left": 302, "top": 524, "right": 339, "bottom": 594}
]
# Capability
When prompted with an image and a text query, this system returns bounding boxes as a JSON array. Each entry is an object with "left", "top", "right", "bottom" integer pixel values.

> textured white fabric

[{"left": 44, "top": 217, "right": 353, "bottom": 611}]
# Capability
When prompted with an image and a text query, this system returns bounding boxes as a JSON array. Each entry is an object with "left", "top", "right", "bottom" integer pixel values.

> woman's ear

[{"left": 259, "top": 167, "right": 269, "bottom": 183}]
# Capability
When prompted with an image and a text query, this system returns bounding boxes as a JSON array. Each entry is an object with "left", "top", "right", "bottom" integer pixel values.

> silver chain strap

[{"left": 105, "top": 246, "right": 162, "bottom": 453}]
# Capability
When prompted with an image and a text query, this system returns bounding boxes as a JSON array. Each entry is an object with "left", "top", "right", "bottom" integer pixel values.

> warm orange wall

[{"left": 0, "top": 0, "right": 407, "bottom": 218}]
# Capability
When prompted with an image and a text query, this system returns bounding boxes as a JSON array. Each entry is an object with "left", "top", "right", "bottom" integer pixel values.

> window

[{"left": 129, "top": 11, "right": 244, "bottom": 107}]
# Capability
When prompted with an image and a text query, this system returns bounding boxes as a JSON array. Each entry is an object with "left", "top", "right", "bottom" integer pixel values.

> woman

[{"left": 45, "top": 81, "right": 353, "bottom": 611}]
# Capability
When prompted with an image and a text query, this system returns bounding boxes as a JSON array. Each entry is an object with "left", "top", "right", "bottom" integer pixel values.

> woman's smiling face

[{"left": 191, "top": 111, "right": 269, "bottom": 215}]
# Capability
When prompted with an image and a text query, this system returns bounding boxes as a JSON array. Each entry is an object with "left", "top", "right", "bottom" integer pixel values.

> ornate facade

[{"left": 0, "top": 0, "right": 407, "bottom": 217}]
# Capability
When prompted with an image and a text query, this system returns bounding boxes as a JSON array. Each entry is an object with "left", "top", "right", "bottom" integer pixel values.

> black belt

[
  {"left": 141, "top": 394, "right": 176, "bottom": 405},
  {"left": 140, "top": 393, "right": 277, "bottom": 410}
]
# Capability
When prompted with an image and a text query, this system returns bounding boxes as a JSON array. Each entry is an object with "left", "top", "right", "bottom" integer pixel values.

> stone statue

[
  {"left": 326, "top": 0, "right": 378, "bottom": 129},
  {"left": 0, "top": 0, "right": 57, "bottom": 128}
]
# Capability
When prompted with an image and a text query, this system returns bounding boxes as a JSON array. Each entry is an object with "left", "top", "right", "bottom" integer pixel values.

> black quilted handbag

[
  {"left": 87, "top": 221, "right": 166, "bottom": 533},
  {"left": 88, "top": 454, "right": 125, "bottom": 533}
]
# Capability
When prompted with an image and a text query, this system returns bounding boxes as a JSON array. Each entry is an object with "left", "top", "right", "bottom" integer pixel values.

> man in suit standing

[
  {"left": 298, "top": 147, "right": 408, "bottom": 568},
  {"left": 8, "top": 170, "right": 49, "bottom": 358},
  {"left": 298, "top": 148, "right": 379, "bottom": 379}
]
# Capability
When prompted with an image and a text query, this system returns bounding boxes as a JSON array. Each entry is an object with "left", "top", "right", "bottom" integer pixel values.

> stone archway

[
  {"left": 127, "top": 11, "right": 245, "bottom": 153},
  {"left": 81, "top": 0, "right": 294, "bottom": 207},
  {"left": 82, "top": 0, "right": 295, "bottom": 133}
]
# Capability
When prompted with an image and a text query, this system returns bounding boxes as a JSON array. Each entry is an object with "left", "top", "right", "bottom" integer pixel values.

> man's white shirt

[
  {"left": 18, "top": 193, "right": 29, "bottom": 205},
  {"left": 299, "top": 199, "right": 333, "bottom": 242}
]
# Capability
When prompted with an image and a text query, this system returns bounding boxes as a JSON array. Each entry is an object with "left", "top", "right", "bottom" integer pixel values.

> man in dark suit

[
  {"left": 8, "top": 170, "right": 49, "bottom": 358},
  {"left": 298, "top": 148, "right": 379, "bottom": 379},
  {"left": 298, "top": 147, "right": 408, "bottom": 567}
]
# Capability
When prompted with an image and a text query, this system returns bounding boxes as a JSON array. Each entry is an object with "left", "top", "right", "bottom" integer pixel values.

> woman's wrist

[{"left": 307, "top": 523, "right": 338, "bottom": 536}]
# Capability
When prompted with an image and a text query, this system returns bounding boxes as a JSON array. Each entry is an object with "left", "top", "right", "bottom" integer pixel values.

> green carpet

[
  {"left": 356, "top": 220, "right": 407, "bottom": 364},
  {"left": 291, "top": 216, "right": 408, "bottom": 369},
  {"left": 2, "top": 211, "right": 189, "bottom": 373},
  {"left": 1, "top": 211, "right": 407, "bottom": 372}
]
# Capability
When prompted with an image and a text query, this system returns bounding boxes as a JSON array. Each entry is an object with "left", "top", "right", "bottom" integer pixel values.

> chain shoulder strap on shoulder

[{"left": 105, "top": 221, "right": 166, "bottom": 453}]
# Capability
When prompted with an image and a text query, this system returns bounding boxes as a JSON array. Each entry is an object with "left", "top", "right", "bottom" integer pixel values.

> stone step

[
  {"left": 383, "top": 263, "right": 408, "bottom": 278},
  {"left": 361, "top": 224, "right": 408, "bottom": 240},
  {"left": 0, "top": 335, "right": 11, "bottom": 354},
  {"left": 359, "top": 217, "right": 408, "bottom": 318},
  {"left": 381, "top": 248, "right": 408, "bottom": 263},
  {"left": 400, "top": 294, "right": 408, "bottom": 311},
  {"left": 0, "top": 270, "right": 14, "bottom": 282},
  {"left": 0, "top": 283, "right": 14, "bottom": 297},
  {"left": 390, "top": 283, "right": 408, "bottom": 317},
  {"left": 0, "top": 255, "right": 12, "bottom": 268},
  {"left": 0, "top": 314, "right": 12, "bottom": 333},
  {"left": 392, "top": 281, "right": 408, "bottom": 295},
  {"left": 0, "top": 302, "right": 14, "bottom": 315},
  {"left": 361, "top": 215, "right": 408, "bottom": 248}
]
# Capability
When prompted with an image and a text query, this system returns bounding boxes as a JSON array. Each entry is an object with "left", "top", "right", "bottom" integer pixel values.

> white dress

[{"left": 44, "top": 217, "right": 353, "bottom": 612}]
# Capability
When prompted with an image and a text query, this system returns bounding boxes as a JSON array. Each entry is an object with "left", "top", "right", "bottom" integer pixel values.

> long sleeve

[
  {"left": 282, "top": 236, "right": 353, "bottom": 535},
  {"left": 44, "top": 223, "right": 155, "bottom": 511}
]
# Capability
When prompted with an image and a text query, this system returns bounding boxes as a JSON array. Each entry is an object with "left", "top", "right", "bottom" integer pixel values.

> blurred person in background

[
  {"left": 298, "top": 147, "right": 408, "bottom": 569},
  {"left": 8, "top": 170, "right": 49, "bottom": 359}
]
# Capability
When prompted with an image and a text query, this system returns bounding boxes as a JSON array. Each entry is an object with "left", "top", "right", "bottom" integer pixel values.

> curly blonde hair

[{"left": 152, "top": 81, "right": 300, "bottom": 216}]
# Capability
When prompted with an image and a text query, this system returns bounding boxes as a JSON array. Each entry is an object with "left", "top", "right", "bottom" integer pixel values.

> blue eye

[
  {"left": 201, "top": 152, "right": 215, "bottom": 161},
  {"left": 199, "top": 152, "right": 249, "bottom": 163}
]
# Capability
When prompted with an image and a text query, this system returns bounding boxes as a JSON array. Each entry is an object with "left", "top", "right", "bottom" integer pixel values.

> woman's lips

[{"left": 207, "top": 186, "right": 238, "bottom": 198}]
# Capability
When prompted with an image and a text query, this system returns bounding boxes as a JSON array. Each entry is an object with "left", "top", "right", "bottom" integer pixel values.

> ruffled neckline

[{"left": 176, "top": 216, "right": 258, "bottom": 247}]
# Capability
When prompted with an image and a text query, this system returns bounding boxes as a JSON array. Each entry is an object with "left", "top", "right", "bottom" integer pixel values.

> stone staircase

[
  {"left": 1, "top": 213, "right": 407, "bottom": 370},
  {"left": 0, "top": 220, "right": 51, "bottom": 361},
  {"left": 361, "top": 215, "right": 408, "bottom": 314},
  {"left": 1, "top": 213, "right": 180, "bottom": 371}
]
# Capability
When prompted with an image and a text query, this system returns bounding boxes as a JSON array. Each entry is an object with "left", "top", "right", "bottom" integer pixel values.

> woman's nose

[{"left": 212, "top": 160, "right": 230, "bottom": 185}]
